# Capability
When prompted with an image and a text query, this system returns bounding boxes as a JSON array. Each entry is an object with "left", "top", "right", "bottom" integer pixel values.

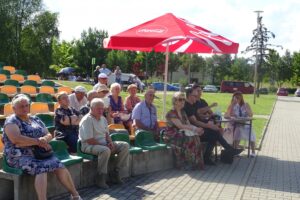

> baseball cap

[
  {"left": 74, "top": 86, "right": 87, "bottom": 93},
  {"left": 98, "top": 73, "right": 108, "bottom": 79}
]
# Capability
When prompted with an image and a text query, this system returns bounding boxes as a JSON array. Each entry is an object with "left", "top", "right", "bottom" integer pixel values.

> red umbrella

[{"left": 104, "top": 13, "right": 239, "bottom": 116}]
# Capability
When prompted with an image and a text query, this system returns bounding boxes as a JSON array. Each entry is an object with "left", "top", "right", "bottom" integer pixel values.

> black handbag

[
  {"left": 220, "top": 149, "right": 234, "bottom": 164},
  {"left": 32, "top": 146, "right": 53, "bottom": 160}
]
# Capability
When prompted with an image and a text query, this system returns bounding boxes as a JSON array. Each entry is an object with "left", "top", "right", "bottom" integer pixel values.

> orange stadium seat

[
  {"left": 27, "top": 75, "right": 41, "bottom": 84},
  {"left": 0, "top": 85, "right": 17, "bottom": 97},
  {"left": 10, "top": 74, "right": 25, "bottom": 84},
  {"left": 20, "top": 85, "right": 37, "bottom": 96},
  {"left": 30, "top": 102, "right": 52, "bottom": 115},
  {"left": 3, "top": 66, "right": 16, "bottom": 74},
  {"left": 39, "top": 86, "right": 55, "bottom": 95},
  {"left": 57, "top": 86, "right": 73, "bottom": 95}
]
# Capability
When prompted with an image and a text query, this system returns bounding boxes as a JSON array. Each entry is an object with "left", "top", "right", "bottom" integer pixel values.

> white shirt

[{"left": 68, "top": 93, "right": 87, "bottom": 111}]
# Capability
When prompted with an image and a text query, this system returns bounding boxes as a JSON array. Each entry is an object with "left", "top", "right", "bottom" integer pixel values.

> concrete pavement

[{"left": 53, "top": 96, "right": 300, "bottom": 200}]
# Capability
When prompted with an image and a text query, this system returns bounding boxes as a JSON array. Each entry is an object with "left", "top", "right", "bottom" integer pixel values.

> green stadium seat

[
  {"left": 14, "top": 69, "right": 27, "bottom": 77},
  {"left": 0, "top": 93, "right": 10, "bottom": 106},
  {"left": 0, "top": 69, "right": 10, "bottom": 77},
  {"left": 23, "top": 80, "right": 38, "bottom": 87},
  {"left": 49, "top": 140, "right": 83, "bottom": 166},
  {"left": 2, "top": 155, "right": 23, "bottom": 175},
  {"left": 36, "top": 93, "right": 56, "bottom": 104},
  {"left": 41, "top": 80, "right": 55, "bottom": 87},
  {"left": 76, "top": 140, "right": 97, "bottom": 160},
  {"left": 135, "top": 130, "right": 167, "bottom": 151},
  {"left": 35, "top": 113, "right": 55, "bottom": 132},
  {"left": 110, "top": 133, "right": 142, "bottom": 154},
  {"left": 4, "top": 79, "right": 20, "bottom": 87}
]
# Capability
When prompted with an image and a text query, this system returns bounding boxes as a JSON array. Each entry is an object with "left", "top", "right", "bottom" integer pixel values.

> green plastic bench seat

[
  {"left": 76, "top": 140, "right": 97, "bottom": 160},
  {"left": 36, "top": 113, "right": 55, "bottom": 132},
  {"left": 2, "top": 155, "right": 23, "bottom": 175},
  {"left": 49, "top": 140, "right": 83, "bottom": 166},
  {"left": 110, "top": 133, "right": 143, "bottom": 154},
  {"left": 135, "top": 130, "right": 167, "bottom": 151}
]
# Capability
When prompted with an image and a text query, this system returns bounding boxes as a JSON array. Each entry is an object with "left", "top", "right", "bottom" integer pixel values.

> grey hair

[
  {"left": 110, "top": 83, "right": 121, "bottom": 92},
  {"left": 172, "top": 92, "right": 185, "bottom": 105},
  {"left": 90, "top": 98, "right": 104, "bottom": 108},
  {"left": 87, "top": 90, "right": 98, "bottom": 101},
  {"left": 12, "top": 94, "right": 30, "bottom": 107}
]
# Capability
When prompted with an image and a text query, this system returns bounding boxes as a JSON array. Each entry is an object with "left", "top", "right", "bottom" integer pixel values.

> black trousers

[{"left": 201, "top": 128, "right": 232, "bottom": 160}]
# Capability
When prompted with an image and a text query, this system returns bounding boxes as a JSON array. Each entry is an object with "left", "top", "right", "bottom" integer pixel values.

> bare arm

[
  {"left": 170, "top": 118, "right": 203, "bottom": 134},
  {"left": 5, "top": 124, "right": 51, "bottom": 149}
]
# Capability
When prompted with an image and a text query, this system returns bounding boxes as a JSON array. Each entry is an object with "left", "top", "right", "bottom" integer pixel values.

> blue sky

[{"left": 43, "top": 0, "right": 300, "bottom": 56}]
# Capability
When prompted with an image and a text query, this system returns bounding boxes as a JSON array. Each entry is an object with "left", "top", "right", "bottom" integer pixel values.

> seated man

[
  {"left": 131, "top": 89, "right": 160, "bottom": 140},
  {"left": 68, "top": 86, "right": 88, "bottom": 111},
  {"left": 79, "top": 98, "right": 129, "bottom": 189},
  {"left": 184, "top": 87, "right": 243, "bottom": 165}
]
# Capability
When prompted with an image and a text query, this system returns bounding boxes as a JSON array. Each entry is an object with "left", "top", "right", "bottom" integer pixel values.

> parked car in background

[
  {"left": 276, "top": 88, "right": 288, "bottom": 96},
  {"left": 203, "top": 85, "right": 218, "bottom": 92},
  {"left": 294, "top": 88, "right": 300, "bottom": 97},
  {"left": 108, "top": 73, "right": 145, "bottom": 91},
  {"left": 220, "top": 80, "right": 254, "bottom": 94},
  {"left": 151, "top": 82, "right": 180, "bottom": 91},
  {"left": 258, "top": 87, "right": 269, "bottom": 94}
]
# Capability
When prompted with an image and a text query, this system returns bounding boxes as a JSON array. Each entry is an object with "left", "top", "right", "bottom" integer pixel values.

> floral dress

[
  {"left": 2, "top": 115, "right": 64, "bottom": 175},
  {"left": 230, "top": 103, "right": 256, "bottom": 142},
  {"left": 164, "top": 109, "right": 204, "bottom": 170}
]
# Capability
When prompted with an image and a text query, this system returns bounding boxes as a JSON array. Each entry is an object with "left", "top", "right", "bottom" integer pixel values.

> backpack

[{"left": 220, "top": 149, "right": 234, "bottom": 164}]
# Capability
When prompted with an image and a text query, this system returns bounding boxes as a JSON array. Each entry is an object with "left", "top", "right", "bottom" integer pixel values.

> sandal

[{"left": 70, "top": 195, "right": 83, "bottom": 200}]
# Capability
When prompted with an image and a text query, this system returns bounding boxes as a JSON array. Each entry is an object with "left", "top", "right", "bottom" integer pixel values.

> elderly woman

[
  {"left": 124, "top": 84, "right": 141, "bottom": 113},
  {"left": 108, "top": 83, "right": 131, "bottom": 130},
  {"left": 164, "top": 92, "right": 205, "bottom": 170},
  {"left": 224, "top": 91, "right": 256, "bottom": 157},
  {"left": 3, "top": 94, "right": 82, "bottom": 200},
  {"left": 55, "top": 92, "right": 82, "bottom": 153}
]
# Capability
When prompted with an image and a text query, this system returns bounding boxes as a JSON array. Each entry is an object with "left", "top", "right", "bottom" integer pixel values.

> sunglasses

[{"left": 177, "top": 98, "right": 186, "bottom": 102}]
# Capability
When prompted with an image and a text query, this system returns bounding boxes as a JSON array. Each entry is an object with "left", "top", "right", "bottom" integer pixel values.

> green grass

[{"left": 54, "top": 80, "right": 276, "bottom": 142}]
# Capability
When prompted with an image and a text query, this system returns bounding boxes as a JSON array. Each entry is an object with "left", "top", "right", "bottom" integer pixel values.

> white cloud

[{"left": 44, "top": 0, "right": 300, "bottom": 55}]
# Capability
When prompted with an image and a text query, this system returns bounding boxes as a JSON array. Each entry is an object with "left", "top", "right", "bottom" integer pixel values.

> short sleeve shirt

[
  {"left": 79, "top": 113, "right": 108, "bottom": 148},
  {"left": 131, "top": 100, "right": 157, "bottom": 129},
  {"left": 183, "top": 101, "right": 197, "bottom": 117},
  {"left": 194, "top": 99, "right": 208, "bottom": 109},
  {"left": 68, "top": 93, "right": 87, "bottom": 111}
]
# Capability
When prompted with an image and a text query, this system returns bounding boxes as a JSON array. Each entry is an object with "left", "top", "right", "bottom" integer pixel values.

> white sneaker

[{"left": 250, "top": 153, "right": 256, "bottom": 158}]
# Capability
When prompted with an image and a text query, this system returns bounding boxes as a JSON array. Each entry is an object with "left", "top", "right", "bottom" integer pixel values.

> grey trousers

[{"left": 82, "top": 141, "right": 129, "bottom": 174}]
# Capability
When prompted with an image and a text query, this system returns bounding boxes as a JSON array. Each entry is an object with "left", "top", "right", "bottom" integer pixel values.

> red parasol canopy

[
  {"left": 104, "top": 13, "right": 239, "bottom": 117},
  {"left": 104, "top": 13, "right": 239, "bottom": 54}
]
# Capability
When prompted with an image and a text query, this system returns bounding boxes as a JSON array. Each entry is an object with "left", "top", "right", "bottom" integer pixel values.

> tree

[
  {"left": 21, "top": 11, "right": 59, "bottom": 76},
  {"left": 73, "top": 28, "right": 108, "bottom": 75},
  {"left": 230, "top": 57, "right": 253, "bottom": 81},
  {"left": 292, "top": 51, "right": 300, "bottom": 86}
]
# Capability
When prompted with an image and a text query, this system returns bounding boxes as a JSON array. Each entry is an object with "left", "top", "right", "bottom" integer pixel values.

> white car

[
  {"left": 107, "top": 73, "right": 145, "bottom": 91},
  {"left": 203, "top": 85, "right": 218, "bottom": 92}
]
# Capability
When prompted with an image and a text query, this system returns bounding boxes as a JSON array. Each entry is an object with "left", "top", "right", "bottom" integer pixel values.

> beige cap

[{"left": 97, "top": 84, "right": 109, "bottom": 92}]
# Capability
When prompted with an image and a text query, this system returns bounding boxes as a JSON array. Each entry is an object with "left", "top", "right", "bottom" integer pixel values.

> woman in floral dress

[
  {"left": 164, "top": 92, "right": 205, "bottom": 170},
  {"left": 3, "top": 94, "right": 82, "bottom": 200}
]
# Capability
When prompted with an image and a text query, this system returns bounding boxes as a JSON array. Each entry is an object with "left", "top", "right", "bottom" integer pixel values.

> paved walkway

[{"left": 56, "top": 96, "right": 300, "bottom": 200}]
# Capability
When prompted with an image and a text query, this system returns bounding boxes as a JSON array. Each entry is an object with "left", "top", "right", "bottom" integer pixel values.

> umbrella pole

[{"left": 163, "top": 43, "right": 169, "bottom": 120}]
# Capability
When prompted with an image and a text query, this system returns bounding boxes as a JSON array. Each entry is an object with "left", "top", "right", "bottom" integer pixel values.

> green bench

[
  {"left": 76, "top": 140, "right": 97, "bottom": 160},
  {"left": 135, "top": 130, "right": 167, "bottom": 151},
  {"left": 110, "top": 133, "right": 143, "bottom": 154},
  {"left": 49, "top": 140, "right": 83, "bottom": 166}
]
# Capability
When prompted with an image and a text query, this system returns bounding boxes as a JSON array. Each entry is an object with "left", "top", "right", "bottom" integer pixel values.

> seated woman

[
  {"left": 164, "top": 92, "right": 205, "bottom": 170},
  {"left": 97, "top": 84, "right": 112, "bottom": 124},
  {"left": 124, "top": 84, "right": 141, "bottom": 113},
  {"left": 55, "top": 92, "right": 82, "bottom": 153},
  {"left": 3, "top": 94, "right": 82, "bottom": 200},
  {"left": 224, "top": 91, "right": 256, "bottom": 157},
  {"left": 108, "top": 83, "right": 131, "bottom": 132}
]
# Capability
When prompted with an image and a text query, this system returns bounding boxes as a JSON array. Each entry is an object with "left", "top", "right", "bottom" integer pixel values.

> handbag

[
  {"left": 32, "top": 146, "right": 53, "bottom": 160},
  {"left": 179, "top": 129, "right": 197, "bottom": 137}
]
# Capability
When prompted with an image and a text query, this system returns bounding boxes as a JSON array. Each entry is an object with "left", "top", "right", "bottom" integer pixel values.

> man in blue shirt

[
  {"left": 99, "top": 64, "right": 112, "bottom": 76},
  {"left": 132, "top": 89, "right": 159, "bottom": 140}
]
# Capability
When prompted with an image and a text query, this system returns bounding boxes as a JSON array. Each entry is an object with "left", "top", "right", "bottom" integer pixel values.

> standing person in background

[
  {"left": 114, "top": 66, "right": 122, "bottom": 84},
  {"left": 99, "top": 64, "right": 112, "bottom": 76},
  {"left": 93, "top": 65, "right": 101, "bottom": 84},
  {"left": 224, "top": 91, "right": 256, "bottom": 157}
]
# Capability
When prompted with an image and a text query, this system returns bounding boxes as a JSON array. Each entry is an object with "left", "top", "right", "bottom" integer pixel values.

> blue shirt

[
  {"left": 99, "top": 68, "right": 112, "bottom": 75},
  {"left": 132, "top": 100, "right": 157, "bottom": 129}
]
